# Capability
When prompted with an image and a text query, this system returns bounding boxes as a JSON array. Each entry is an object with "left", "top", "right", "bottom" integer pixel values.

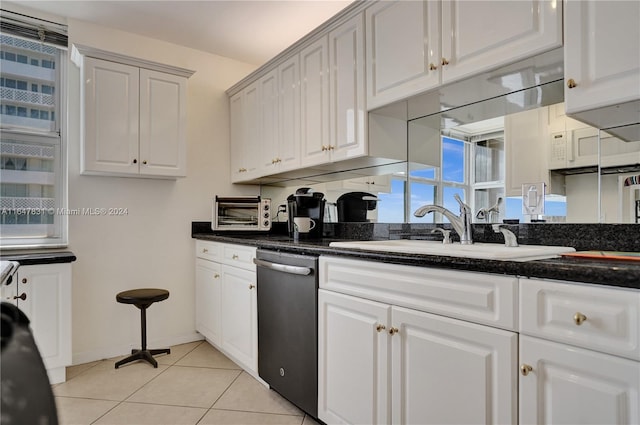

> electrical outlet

[{"left": 522, "top": 182, "right": 545, "bottom": 215}]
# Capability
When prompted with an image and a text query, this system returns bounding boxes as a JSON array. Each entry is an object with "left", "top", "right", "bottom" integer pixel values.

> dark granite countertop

[
  {"left": 0, "top": 251, "right": 77, "bottom": 266},
  {"left": 192, "top": 229, "right": 640, "bottom": 291}
]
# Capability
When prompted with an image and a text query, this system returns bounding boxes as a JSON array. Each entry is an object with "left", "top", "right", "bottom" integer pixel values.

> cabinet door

[
  {"left": 366, "top": 0, "right": 440, "bottom": 110},
  {"left": 441, "top": 0, "right": 562, "bottom": 84},
  {"left": 220, "top": 265, "right": 257, "bottom": 372},
  {"left": 329, "top": 13, "right": 367, "bottom": 162},
  {"left": 230, "top": 91, "right": 245, "bottom": 182},
  {"left": 139, "top": 69, "right": 187, "bottom": 177},
  {"left": 564, "top": 0, "right": 640, "bottom": 114},
  {"left": 519, "top": 336, "right": 639, "bottom": 425},
  {"left": 504, "top": 107, "right": 565, "bottom": 197},
  {"left": 17, "top": 264, "right": 72, "bottom": 384},
  {"left": 391, "top": 306, "right": 517, "bottom": 425},
  {"left": 299, "top": 36, "right": 331, "bottom": 168},
  {"left": 230, "top": 83, "right": 260, "bottom": 182},
  {"left": 278, "top": 55, "right": 301, "bottom": 173},
  {"left": 259, "top": 68, "right": 280, "bottom": 174},
  {"left": 83, "top": 57, "right": 139, "bottom": 174},
  {"left": 318, "top": 289, "right": 391, "bottom": 425},
  {"left": 195, "top": 258, "right": 222, "bottom": 345}
]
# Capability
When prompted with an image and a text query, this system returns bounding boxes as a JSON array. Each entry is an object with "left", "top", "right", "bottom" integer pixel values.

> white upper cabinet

[
  {"left": 278, "top": 55, "right": 302, "bottom": 173},
  {"left": 76, "top": 46, "right": 193, "bottom": 178},
  {"left": 230, "top": 82, "right": 261, "bottom": 182},
  {"left": 564, "top": 0, "right": 640, "bottom": 117},
  {"left": 299, "top": 36, "right": 331, "bottom": 167},
  {"left": 138, "top": 69, "right": 187, "bottom": 176},
  {"left": 366, "top": 0, "right": 562, "bottom": 110},
  {"left": 366, "top": 1, "right": 440, "bottom": 110},
  {"left": 328, "top": 13, "right": 367, "bottom": 163},
  {"left": 83, "top": 58, "right": 140, "bottom": 175},
  {"left": 441, "top": 0, "right": 562, "bottom": 84},
  {"left": 302, "top": 13, "right": 368, "bottom": 167}
]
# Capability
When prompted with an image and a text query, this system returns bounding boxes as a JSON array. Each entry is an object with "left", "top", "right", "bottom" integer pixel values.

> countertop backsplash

[{"left": 193, "top": 221, "right": 640, "bottom": 252}]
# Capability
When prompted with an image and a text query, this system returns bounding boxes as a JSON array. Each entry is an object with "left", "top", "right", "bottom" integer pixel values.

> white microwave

[{"left": 212, "top": 196, "right": 271, "bottom": 231}]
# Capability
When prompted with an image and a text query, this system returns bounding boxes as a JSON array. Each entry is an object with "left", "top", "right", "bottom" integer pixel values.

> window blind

[{"left": 0, "top": 9, "right": 68, "bottom": 48}]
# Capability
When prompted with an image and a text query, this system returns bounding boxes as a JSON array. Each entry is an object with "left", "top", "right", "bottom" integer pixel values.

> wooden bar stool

[{"left": 115, "top": 288, "right": 170, "bottom": 369}]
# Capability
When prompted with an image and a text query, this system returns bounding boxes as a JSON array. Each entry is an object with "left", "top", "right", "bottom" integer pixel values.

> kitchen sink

[{"left": 328, "top": 240, "right": 576, "bottom": 261}]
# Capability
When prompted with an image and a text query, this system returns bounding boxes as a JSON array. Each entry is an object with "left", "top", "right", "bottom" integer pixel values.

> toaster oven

[{"left": 213, "top": 196, "right": 271, "bottom": 231}]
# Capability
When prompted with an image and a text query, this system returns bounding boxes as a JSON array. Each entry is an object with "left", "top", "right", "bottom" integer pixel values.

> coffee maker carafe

[{"left": 287, "top": 188, "right": 325, "bottom": 239}]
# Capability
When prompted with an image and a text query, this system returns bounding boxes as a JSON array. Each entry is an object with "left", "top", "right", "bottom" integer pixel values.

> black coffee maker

[
  {"left": 287, "top": 188, "right": 325, "bottom": 239},
  {"left": 337, "top": 192, "right": 378, "bottom": 222}
]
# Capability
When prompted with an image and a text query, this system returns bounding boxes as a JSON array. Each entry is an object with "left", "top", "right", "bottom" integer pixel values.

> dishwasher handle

[{"left": 253, "top": 258, "right": 312, "bottom": 276}]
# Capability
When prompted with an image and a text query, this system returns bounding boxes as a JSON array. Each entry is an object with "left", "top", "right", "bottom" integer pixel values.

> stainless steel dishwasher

[{"left": 253, "top": 249, "right": 318, "bottom": 419}]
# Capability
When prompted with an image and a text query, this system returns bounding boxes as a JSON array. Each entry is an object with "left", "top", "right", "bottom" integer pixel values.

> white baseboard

[{"left": 72, "top": 332, "right": 204, "bottom": 366}]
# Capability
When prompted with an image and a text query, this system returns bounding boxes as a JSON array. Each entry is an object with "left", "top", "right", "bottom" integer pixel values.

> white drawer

[
  {"left": 319, "top": 256, "right": 518, "bottom": 331},
  {"left": 221, "top": 243, "right": 256, "bottom": 271},
  {"left": 195, "top": 240, "right": 221, "bottom": 262},
  {"left": 520, "top": 278, "right": 640, "bottom": 361}
]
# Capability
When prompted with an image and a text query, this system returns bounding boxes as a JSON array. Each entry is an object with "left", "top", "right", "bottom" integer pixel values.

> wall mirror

[{"left": 262, "top": 84, "right": 640, "bottom": 225}]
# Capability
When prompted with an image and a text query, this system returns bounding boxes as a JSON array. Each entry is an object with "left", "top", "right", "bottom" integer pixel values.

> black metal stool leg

[{"left": 114, "top": 302, "right": 170, "bottom": 369}]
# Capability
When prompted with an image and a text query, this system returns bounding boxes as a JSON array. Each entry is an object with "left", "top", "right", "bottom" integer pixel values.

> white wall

[{"left": 62, "top": 20, "right": 258, "bottom": 364}]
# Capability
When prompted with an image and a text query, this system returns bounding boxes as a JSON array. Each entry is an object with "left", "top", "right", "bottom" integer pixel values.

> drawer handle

[
  {"left": 388, "top": 327, "right": 399, "bottom": 335},
  {"left": 14, "top": 293, "right": 27, "bottom": 301},
  {"left": 232, "top": 254, "right": 239, "bottom": 260},
  {"left": 520, "top": 364, "right": 533, "bottom": 376},
  {"left": 573, "top": 312, "right": 587, "bottom": 326},
  {"left": 376, "top": 324, "right": 386, "bottom": 332}
]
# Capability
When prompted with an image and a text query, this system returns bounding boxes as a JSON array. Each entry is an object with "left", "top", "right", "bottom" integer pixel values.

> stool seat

[
  {"left": 116, "top": 288, "right": 169, "bottom": 305},
  {"left": 115, "top": 288, "right": 170, "bottom": 369}
]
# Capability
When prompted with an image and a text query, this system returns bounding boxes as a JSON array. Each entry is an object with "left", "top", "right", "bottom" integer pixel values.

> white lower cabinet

[
  {"left": 519, "top": 335, "right": 639, "bottom": 425},
  {"left": 195, "top": 258, "right": 221, "bottom": 345},
  {"left": 318, "top": 256, "right": 518, "bottom": 425},
  {"left": 194, "top": 240, "right": 258, "bottom": 374},
  {"left": 1, "top": 263, "right": 72, "bottom": 384},
  {"left": 220, "top": 264, "right": 258, "bottom": 372},
  {"left": 318, "top": 289, "right": 390, "bottom": 425},
  {"left": 519, "top": 278, "right": 640, "bottom": 425}
]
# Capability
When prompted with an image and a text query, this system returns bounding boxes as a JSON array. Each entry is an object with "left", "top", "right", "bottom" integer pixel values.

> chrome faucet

[{"left": 413, "top": 194, "right": 473, "bottom": 245}]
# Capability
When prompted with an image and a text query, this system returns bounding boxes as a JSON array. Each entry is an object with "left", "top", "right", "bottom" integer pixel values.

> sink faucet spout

[{"left": 413, "top": 194, "right": 473, "bottom": 244}]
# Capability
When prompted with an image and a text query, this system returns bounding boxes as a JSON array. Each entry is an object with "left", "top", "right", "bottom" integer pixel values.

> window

[{"left": 0, "top": 20, "right": 68, "bottom": 248}]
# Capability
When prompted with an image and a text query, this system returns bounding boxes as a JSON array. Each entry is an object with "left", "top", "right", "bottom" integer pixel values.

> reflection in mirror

[
  {"left": 260, "top": 172, "right": 404, "bottom": 224},
  {"left": 261, "top": 89, "right": 639, "bottom": 225},
  {"left": 599, "top": 123, "right": 640, "bottom": 223}
]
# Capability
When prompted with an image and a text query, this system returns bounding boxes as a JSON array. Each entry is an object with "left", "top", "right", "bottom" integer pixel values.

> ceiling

[{"left": 4, "top": 0, "right": 354, "bottom": 66}]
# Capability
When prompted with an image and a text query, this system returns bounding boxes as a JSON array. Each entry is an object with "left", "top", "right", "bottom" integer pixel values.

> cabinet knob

[
  {"left": 328, "top": 145, "right": 335, "bottom": 150},
  {"left": 441, "top": 58, "right": 450, "bottom": 66},
  {"left": 13, "top": 293, "right": 27, "bottom": 301},
  {"left": 321, "top": 145, "right": 328, "bottom": 152},
  {"left": 567, "top": 78, "right": 577, "bottom": 89},
  {"left": 388, "top": 327, "right": 399, "bottom": 335},
  {"left": 520, "top": 364, "right": 533, "bottom": 376},
  {"left": 249, "top": 284, "right": 255, "bottom": 289},
  {"left": 429, "top": 63, "right": 438, "bottom": 71},
  {"left": 132, "top": 159, "right": 138, "bottom": 164},
  {"left": 142, "top": 160, "right": 147, "bottom": 165},
  {"left": 202, "top": 248, "right": 208, "bottom": 253},
  {"left": 573, "top": 312, "right": 587, "bottom": 325},
  {"left": 376, "top": 324, "right": 386, "bottom": 332},
  {"left": 232, "top": 254, "right": 239, "bottom": 260},
  {"left": 213, "top": 273, "right": 220, "bottom": 279},
  {"left": 21, "top": 278, "right": 27, "bottom": 284}
]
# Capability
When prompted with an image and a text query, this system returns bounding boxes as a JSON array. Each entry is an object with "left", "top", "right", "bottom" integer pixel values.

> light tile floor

[{"left": 53, "top": 341, "right": 320, "bottom": 425}]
